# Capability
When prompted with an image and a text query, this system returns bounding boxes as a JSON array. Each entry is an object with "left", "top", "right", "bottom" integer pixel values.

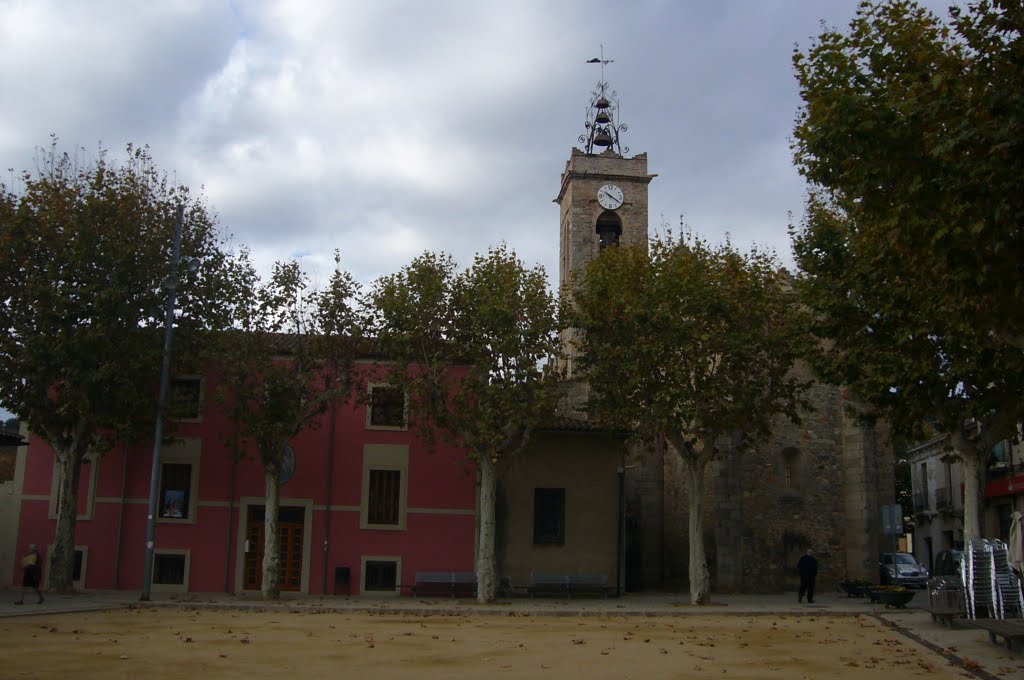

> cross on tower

[{"left": 586, "top": 45, "right": 614, "bottom": 85}]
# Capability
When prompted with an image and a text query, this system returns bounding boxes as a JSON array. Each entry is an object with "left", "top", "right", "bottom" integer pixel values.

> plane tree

[
  {"left": 214, "top": 254, "right": 362, "bottom": 599},
  {"left": 0, "top": 143, "right": 236, "bottom": 592},
  {"left": 565, "top": 232, "right": 811, "bottom": 604},
  {"left": 369, "top": 245, "right": 562, "bottom": 603},
  {"left": 791, "top": 0, "right": 1024, "bottom": 540}
]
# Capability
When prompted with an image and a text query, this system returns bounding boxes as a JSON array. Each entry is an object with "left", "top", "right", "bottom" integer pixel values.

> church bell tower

[{"left": 556, "top": 54, "right": 656, "bottom": 376}]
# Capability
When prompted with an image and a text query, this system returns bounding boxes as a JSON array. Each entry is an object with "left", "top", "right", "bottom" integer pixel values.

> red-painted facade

[{"left": 14, "top": 367, "right": 478, "bottom": 595}]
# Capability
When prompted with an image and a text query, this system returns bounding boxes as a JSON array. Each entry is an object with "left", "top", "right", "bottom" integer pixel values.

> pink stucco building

[{"left": 14, "top": 369, "right": 478, "bottom": 596}]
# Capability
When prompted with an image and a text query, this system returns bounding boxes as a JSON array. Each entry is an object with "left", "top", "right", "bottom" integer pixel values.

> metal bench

[
  {"left": 569, "top": 574, "right": 611, "bottom": 598},
  {"left": 412, "top": 571, "right": 477, "bottom": 598},
  {"left": 527, "top": 573, "right": 611, "bottom": 598},
  {"left": 968, "top": 619, "right": 1024, "bottom": 652},
  {"left": 528, "top": 573, "right": 570, "bottom": 597}
]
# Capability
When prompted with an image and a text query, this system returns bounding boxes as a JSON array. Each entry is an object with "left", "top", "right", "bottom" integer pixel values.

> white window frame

[
  {"left": 360, "top": 555, "right": 402, "bottom": 596},
  {"left": 151, "top": 548, "right": 190, "bottom": 593},
  {"left": 365, "top": 383, "right": 408, "bottom": 431},
  {"left": 157, "top": 438, "right": 201, "bottom": 525},
  {"left": 360, "top": 444, "right": 408, "bottom": 530},
  {"left": 170, "top": 375, "right": 205, "bottom": 423}
]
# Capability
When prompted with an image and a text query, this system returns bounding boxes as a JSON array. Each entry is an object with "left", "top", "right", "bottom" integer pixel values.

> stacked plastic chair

[
  {"left": 991, "top": 539, "right": 1024, "bottom": 619},
  {"left": 962, "top": 538, "right": 1024, "bottom": 619},
  {"left": 963, "top": 539, "right": 998, "bottom": 619}
]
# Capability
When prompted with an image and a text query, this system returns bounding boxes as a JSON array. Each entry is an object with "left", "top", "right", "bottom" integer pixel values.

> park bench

[
  {"left": 528, "top": 573, "right": 611, "bottom": 598},
  {"left": 568, "top": 574, "right": 611, "bottom": 598},
  {"left": 411, "top": 571, "right": 477, "bottom": 598},
  {"left": 528, "top": 573, "right": 569, "bottom": 597},
  {"left": 968, "top": 619, "right": 1024, "bottom": 652},
  {"left": 917, "top": 603, "right": 963, "bottom": 628}
]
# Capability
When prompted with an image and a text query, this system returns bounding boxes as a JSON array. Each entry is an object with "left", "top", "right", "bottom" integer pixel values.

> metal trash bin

[{"left": 335, "top": 566, "right": 351, "bottom": 596}]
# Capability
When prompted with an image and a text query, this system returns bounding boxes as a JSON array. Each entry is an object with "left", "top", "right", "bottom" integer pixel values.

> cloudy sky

[{"left": 1, "top": 0, "right": 958, "bottom": 291}]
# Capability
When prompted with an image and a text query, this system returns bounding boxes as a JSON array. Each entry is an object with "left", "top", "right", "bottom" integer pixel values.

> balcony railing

[
  {"left": 913, "top": 492, "right": 929, "bottom": 512},
  {"left": 988, "top": 460, "right": 1023, "bottom": 480},
  {"left": 935, "top": 486, "right": 954, "bottom": 511}
]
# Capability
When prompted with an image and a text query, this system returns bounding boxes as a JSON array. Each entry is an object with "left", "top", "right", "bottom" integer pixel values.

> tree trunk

[
  {"left": 50, "top": 446, "right": 84, "bottom": 593},
  {"left": 960, "top": 450, "right": 985, "bottom": 544},
  {"left": 476, "top": 454, "right": 497, "bottom": 604},
  {"left": 684, "top": 456, "right": 711, "bottom": 605},
  {"left": 262, "top": 468, "right": 282, "bottom": 599}
]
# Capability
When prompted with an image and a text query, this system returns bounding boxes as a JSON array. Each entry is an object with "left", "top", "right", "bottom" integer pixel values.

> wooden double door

[{"left": 243, "top": 505, "right": 305, "bottom": 591}]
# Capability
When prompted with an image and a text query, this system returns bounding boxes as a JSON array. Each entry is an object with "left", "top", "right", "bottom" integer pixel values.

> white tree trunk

[
  {"left": 50, "top": 446, "right": 83, "bottom": 593},
  {"left": 476, "top": 455, "right": 497, "bottom": 604},
  {"left": 961, "top": 452, "right": 984, "bottom": 544},
  {"left": 262, "top": 469, "right": 282, "bottom": 599},
  {"left": 684, "top": 457, "right": 711, "bottom": 605}
]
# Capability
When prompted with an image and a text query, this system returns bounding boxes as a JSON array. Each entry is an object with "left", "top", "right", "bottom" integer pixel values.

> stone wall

[{"left": 623, "top": 375, "right": 896, "bottom": 593}]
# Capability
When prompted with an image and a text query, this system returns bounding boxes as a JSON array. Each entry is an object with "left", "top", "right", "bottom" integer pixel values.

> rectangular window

[
  {"left": 368, "top": 385, "right": 406, "bottom": 429},
  {"left": 534, "top": 488, "right": 566, "bottom": 545},
  {"left": 153, "top": 553, "right": 186, "bottom": 585},
  {"left": 44, "top": 545, "right": 87, "bottom": 589},
  {"left": 169, "top": 377, "right": 203, "bottom": 421},
  {"left": 364, "top": 560, "right": 398, "bottom": 591},
  {"left": 360, "top": 445, "right": 408, "bottom": 531},
  {"left": 159, "top": 462, "right": 192, "bottom": 519},
  {"left": 367, "top": 469, "right": 401, "bottom": 525}
]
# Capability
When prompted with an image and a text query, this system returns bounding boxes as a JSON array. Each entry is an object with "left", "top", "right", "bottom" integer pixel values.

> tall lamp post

[{"left": 141, "top": 204, "right": 187, "bottom": 601}]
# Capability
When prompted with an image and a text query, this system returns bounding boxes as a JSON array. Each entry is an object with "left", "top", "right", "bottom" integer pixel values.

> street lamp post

[{"left": 140, "top": 204, "right": 186, "bottom": 601}]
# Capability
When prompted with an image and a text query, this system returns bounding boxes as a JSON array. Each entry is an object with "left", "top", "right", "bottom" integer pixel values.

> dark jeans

[{"left": 799, "top": 575, "right": 816, "bottom": 602}]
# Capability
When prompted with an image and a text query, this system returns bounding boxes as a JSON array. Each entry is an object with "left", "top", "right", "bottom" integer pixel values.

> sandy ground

[{"left": 0, "top": 608, "right": 985, "bottom": 679}]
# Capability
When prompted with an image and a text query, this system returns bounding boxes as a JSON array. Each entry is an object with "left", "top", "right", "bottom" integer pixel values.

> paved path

[{"left": 2, "top": 588, "right": 1022, "bottom": 678}]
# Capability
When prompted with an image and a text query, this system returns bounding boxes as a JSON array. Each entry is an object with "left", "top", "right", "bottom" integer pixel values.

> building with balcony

[{"left": 908, "top": 433, "right": 1024, "bottom": 575}]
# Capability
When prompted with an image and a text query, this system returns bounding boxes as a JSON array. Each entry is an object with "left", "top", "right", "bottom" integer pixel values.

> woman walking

[{"left": 14, "top": 543, "right": 43, "bottom": 605}]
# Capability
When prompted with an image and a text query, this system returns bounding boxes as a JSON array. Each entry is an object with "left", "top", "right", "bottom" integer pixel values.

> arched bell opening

[{"left": 596, "top": 211, "right": 623, "bottom": 250}]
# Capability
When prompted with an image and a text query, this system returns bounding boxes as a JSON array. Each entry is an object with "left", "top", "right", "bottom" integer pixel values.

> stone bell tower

[{"left": 556, "top": 56, "right": 656, "bottom": 377}]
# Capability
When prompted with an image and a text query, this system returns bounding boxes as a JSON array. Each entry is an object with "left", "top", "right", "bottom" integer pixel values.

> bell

[
  {"left": 594, "top": 130, "right": 613, "bottom": 147},
  {"left": 595, "top": 96, "right": 611, "bottom": 109},
  {"left": 595, "top": 110, "right": 611, "bottom": 124}
]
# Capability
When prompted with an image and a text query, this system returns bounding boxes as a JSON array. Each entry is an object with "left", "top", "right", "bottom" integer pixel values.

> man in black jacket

[{"left": 797, "top": 549, "right": 818, "bottom": 604}]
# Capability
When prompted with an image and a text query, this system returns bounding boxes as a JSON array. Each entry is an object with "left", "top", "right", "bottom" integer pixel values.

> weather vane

[
  {"left": 586, "top": 44, "right": 614, "bottom": 85},
  {"left": 580, "top": 45, "right": 628, "bottom": 155}
]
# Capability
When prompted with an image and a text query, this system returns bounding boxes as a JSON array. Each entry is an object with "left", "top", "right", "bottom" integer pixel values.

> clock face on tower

[{"left": 597, "top": 184, "right": 624, "bottom": 210}]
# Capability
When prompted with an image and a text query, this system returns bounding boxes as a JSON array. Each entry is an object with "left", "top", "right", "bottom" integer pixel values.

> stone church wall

[{"left": 624, "top": 370, "right": 896, "bottom": 594}]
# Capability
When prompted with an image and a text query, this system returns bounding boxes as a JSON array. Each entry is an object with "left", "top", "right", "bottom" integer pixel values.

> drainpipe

[
  {"left": 322, "top": 399, "right": 338, "bottom": 595},
  {"left": 659, "top": 433, "right": 666, "bottom": 587},
  {"left": 113, "top": 440, "right": 129, "bottom": 589},
  {"left": 616, "top": 462, "right": 625, "bottom": 596},
  {"left": 223, "top": 453, "right": 237, "bottom": 593}
]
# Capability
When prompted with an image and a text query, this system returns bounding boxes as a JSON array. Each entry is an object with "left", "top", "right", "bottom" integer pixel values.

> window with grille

[
  {"left": 364, "top": 560, "right": 398, "bottom": 591},
  {"left": 368, "top": 385, "right": 406, "bottom": 428},
  {"left": 153, "top": 553, "right": 186, "bottom": 585},
  {"left": 367, "top": 469, "right": 402, "bottom": 525},
  {"left": 533, "top": 488, "right": 565, "bottom": 545},
  {"left": 169, "top": 377, "right": 203, "bottom": 420}
]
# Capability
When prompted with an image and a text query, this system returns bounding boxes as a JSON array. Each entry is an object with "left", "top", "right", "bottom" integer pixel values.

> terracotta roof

[{"left": 0, "top": 429, "right": 25, "bottom": 447}]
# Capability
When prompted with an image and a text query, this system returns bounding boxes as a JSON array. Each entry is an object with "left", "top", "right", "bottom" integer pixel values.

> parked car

[
  {"left": 928, "top": 549, "right": 964, "bottom": 609},
  {"left": 879, "top": 552, "right": 929, "bottom": 588},
  {"left": 930, "top": 549, "right": 964, "bottom": 589}
]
